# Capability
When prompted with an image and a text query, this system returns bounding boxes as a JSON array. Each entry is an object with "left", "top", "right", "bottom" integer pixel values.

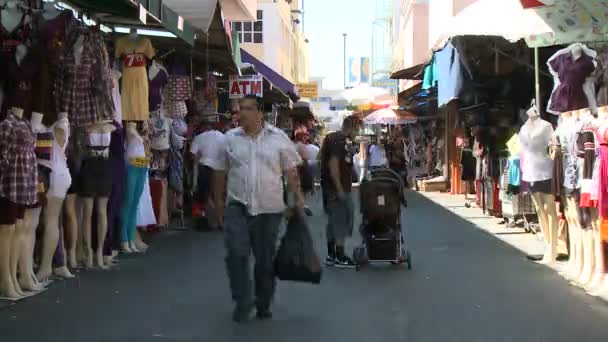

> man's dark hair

[
  {"left": 342, "top": 115, "right": 357, "bottom": 130},
  {"left": 240, "top": 94, "right": 264, "bottom": 112}
]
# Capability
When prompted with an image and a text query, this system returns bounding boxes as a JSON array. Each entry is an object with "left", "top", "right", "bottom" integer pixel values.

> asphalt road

[{"left": 2, "top": 190, "right": 608, "bottom": 342}]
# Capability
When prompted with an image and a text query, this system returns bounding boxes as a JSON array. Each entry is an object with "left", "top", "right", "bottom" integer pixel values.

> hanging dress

[{"left": 115, "top": 36, "right": 155, "bottom": 121}]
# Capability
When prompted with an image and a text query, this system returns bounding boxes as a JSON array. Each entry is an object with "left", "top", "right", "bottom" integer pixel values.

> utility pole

[{"left": 343, "top": 33, "right": 347, "bottom": 89}]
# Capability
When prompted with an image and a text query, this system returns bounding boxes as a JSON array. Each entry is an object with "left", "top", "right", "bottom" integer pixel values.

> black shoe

[
  {"left": 232, "top": 303, "right": 254, "bottom": 323},
  {"left": 304, "top": 207, "right": 313, "bottom": 216},
  {"left": 256, "top": 307, "right": 272, "bottom": 320},
  {"left": 325, "top": 255, "right": 336, "bottom": 266},
  {"left": 335, "top": 255, "right": 356, "bottom": 268}
]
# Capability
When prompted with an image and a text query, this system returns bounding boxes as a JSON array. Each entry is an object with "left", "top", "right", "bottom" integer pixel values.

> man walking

[
  {"left": 190, "top": 123, "right": 225, "bottom": 230},
  {"left": 209, "top": 95, "right": 305, "bottom": 322},
  {"left": 320, "top": 116, "right": 358, "bottom": 268}
]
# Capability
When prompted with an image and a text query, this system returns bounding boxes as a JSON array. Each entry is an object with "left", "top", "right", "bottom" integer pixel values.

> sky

[{"left": 303, "top": 0, "right": 376, "bottom": 90}]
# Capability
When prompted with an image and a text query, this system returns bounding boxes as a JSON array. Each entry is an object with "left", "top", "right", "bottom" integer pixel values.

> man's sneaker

[
  {"left": 256, "top": 307, "right": 272, "bottom": 320},
  {"left": 335, "top": 255, "right": 356, "bottom": 268},
  {"left": 325, "top": 255, "right": 336, "bottom": 266},
  {"left": 232, "top": 303, "right": 254, "bottom": 323}
]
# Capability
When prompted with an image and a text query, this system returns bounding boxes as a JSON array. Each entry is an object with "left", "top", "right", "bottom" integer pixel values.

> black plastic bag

[{"left": 274, "top": 214, "right": 322, "bottom": 284}]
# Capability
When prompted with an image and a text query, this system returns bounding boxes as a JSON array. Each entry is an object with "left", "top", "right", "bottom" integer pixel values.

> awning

[
  {"left": 66, "top": 0, "right": 196, "bottom": 45},
  {"left": 390, "top": 63, "right": 426, "bottom": 80},
  {"left": 240, "top": 49, "right": 300, "bottom": 102},
  {"left": 219, "top": 0, "right": 256, "bottom": 21},
  {"left": 437, "top": 0, "right": 608, "bottom": 49},
  {"left": 435, "top": 0, "right": 552, "bottom": 50},
  {"left": 163, "top": 0, "right": 217, "bottom": 33}
]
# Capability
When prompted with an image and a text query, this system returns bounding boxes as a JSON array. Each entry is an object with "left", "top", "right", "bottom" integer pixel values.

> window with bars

[{"left": 231, "top": 10, "right": 263, "bottom": 44}]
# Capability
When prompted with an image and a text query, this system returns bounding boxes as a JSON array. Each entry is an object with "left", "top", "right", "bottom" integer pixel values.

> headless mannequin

[
  {"left": 0, "top": 1, "right": 24, "bottom": 34},
  {"left": 559, "top": 110, "right": 586, "bottom": 281},
  {"left": 0, "top": 107, "right": 26, "bottom": 298},
  {"left": 520, "top": 105, "right": 559, "bottom": 263},
  {"left": 586, "top": 106, "right": 608, "bottom": 292},
  {"left": 42, "top": 1, "right": 61, "bottom": 21},
  {"left": 122, "top": 122, "right": 146, "bottom": 253},
  {"left": 589, "top": 108, "right": 608, "bottom": 297},
  {"left": 547, "top": 43, "right": 597, "bottom": 115},
  {"left": 35, "top": 113, "right": 74, "bottom": 281},
  {"left": 81, "top": 121, "right": 116, "bottom": 269},
  {"left": 575, "top": 110, "right": 597, "bottom": 286}
]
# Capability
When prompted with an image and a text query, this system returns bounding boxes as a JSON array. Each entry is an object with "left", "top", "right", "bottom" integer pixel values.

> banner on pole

[{"left": 229, "top": 74, "right": 263, "bottom": 99}]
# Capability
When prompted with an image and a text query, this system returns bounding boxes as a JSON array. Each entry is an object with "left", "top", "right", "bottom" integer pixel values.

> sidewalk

[{"left": 418, "top": 191, "right": 569, "bottom": 274}]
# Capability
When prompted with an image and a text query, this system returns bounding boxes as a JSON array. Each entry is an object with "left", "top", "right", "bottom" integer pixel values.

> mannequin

[
  {"left": 547, "top": 43, "right": 597, "bottom": 115},
  {"left": 555, "top": 110, "right": 588, "bottom": 280},
  {"left": 35, "top": 113, "right": 74, "bottom": 281},
  {"left": 121, "top": 122, "right": 150, "bottom": 252},
  {"left": 149, "top": 109, "right": 172, "bottom": 228},
  {"left": 115, "top": 29, "right": 156, "bottom": 121},
  {"left": 0, "top": 0, "right": 24, "bottom": 34},
  {"left": 586, "top": 106, "right": 608, "bottom": 292},
  {"left": 78, "top": 121, "right": 116, "bottom": 269},
  {"left": 148, "top": 60, "right": 168, "bottom": 113},
  {"left": 519, "top": 103, "right": 559, "bottom": 263},
  {"left": 588, "top": 107, "right": 608, "bottom": 297},
  {"left": 0, "top": 107, "right": 38, "bottom": 298}
]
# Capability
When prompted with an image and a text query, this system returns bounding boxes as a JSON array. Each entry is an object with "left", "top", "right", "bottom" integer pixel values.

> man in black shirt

[{"left": 320, "top": 116, "right": 358, "bottom": 267}]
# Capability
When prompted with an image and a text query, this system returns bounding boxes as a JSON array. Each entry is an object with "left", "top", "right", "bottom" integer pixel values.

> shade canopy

[
  {"left": 363, "top": 108, "right": 417, "bottom": 125},
  {"left": 436, "top": 0, "right": 552, "bottom": 49},
  {"left": 438, "top": 0, "right": 608, "bottom": 49}
]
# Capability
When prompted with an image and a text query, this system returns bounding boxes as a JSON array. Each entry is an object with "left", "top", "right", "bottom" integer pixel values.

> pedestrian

[
  {"left": 368, "top": 135, "right": 388, "bottom": 170},
  {"left": 295, "top": 132, "right": 315, "bottom": 216},
  {"left": 320, "top": 116, "right": 358, "bottom": 268},
  {"left": 209, "top": 94, "right": 305, "bottom": 322},
  {"left": 190, "top": 123, "right": 225, "bottom": 230}
]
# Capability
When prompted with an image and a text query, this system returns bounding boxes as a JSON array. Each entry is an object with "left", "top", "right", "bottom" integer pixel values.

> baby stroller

[{"left": 354, "top": 168, "right": 412, "bottom": 271}]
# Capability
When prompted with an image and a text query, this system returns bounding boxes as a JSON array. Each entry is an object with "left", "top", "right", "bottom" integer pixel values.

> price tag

[
  {"left": 377, "top": 195, "right": 385, "bottom": 206},
  {"left": 139, "top": 4, "right": 147, "bottom": 25},
  {"left": 178, "top": 16, "right": 184, "bottom": 31}
]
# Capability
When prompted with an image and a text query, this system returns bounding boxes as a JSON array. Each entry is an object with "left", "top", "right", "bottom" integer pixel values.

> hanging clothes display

[
  {"left": 547, "top": 44, "right": 597, "bottom": 115},
  {"left": 148, "top": 61, "right": 169, "bottom": 112},
  {"left": 54, "top": 29, "right": 115, "bottom": 127},
  {"left": 115, "top": 35, "right": 156, "bottom": 121}
]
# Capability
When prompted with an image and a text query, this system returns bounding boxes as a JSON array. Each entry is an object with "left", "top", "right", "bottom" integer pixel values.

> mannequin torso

[{"left": 519, "top": 116, "right": 554, "bottom": 183}]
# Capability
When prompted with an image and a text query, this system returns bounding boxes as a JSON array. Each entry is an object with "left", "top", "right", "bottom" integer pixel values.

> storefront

[
  {"left": 0, "top": 0, "right": 240, "bottom": 300},
  {"left": 415, "top": 0, "right": 608, "bottom": 299}
]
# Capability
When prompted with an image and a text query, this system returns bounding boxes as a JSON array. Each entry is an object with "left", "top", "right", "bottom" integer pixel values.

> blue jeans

[{"left": 223, "top": 202, "right": 283, "bottom": 308}]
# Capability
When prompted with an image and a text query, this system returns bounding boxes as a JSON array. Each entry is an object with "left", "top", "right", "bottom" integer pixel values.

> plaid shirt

[
  {"left": 54, "top": 30, "right": 114, "bottom": 128},
  {"left": 0, "top": 113, "right": 38, "bottom": 205}
]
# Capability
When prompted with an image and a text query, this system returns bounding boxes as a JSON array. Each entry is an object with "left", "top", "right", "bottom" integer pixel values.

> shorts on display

[
  {"left": 523, "top": 179, "right": 552, "bottom": 194},
  {"left": 0, "top": 197, "right": 26, "bottom": 225}
]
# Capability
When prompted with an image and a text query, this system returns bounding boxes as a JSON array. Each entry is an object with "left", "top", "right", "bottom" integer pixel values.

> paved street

[{"left": 3, "top": 190, "right": 608, "bottom": 342}]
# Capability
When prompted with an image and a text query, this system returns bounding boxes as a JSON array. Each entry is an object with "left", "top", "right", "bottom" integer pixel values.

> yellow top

[{"left": 115, "top": 36, "right": 155, "bottom": 60}]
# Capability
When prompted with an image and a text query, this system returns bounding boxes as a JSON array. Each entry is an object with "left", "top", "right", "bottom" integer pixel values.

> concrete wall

[{"left": 241, "top": 0, "right": 309, "bottom": 83}]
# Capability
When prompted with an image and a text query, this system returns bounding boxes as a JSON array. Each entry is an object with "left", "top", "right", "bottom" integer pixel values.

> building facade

[
  {"left": 392, "top": 0, "right": 478, "bottom": 91},
  {"left": 230, "top": 0, "right": 310, "bottom": 84}
]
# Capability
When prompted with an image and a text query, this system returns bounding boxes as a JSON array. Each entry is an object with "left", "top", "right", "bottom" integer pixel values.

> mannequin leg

[
  {"left": 586, "top": 214, "right": 605, "bottom": 291},
  {"left": 95, "top": 197, "right": 109, "bottom": 269},
  {"left": 17, "top": 208, "right": 41, "bottom": 292},
  {"left": 10, "top": 219, "right": 25, "bottom": 296},
  {"left": 578, "top": 218, "right": 596, "bottom": 286},
  {"left": 540, "top": 193, "right": 559, "bottom": 262},
  {"left": 563, "top": 199, "right": 579, "bottom": 277},
  {"left": 81, "top": 197, "right": 94, "bottom": 269},
  {"left": 36, "top": 197, "right": 64, "bottom": 281},
  {"left": 0, "top": 224, "right": 19, "bottom": 298},
  {"left": 64, "top": 194, "right": 79, "bottom": 269},
  {"left": 567, "top": 197, "right": 584, "bottom": 280},
  {"left": 53, "top": 223, "right": 74, "bottom": 279},
  {"left": 531, "top": 192, "right": 551, "bottom": 248}
]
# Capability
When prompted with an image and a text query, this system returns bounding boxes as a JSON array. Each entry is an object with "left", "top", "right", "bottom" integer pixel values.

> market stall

[{"left": 0, "top": 0, "right": 239, "bottom": 300}]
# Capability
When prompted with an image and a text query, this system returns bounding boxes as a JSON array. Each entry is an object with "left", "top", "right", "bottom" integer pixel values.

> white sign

[
  {"left": 139, "top": 4, "right": 147, "bottom": 25},
  {"left": 229, "top": 74, "right": 263, "bottom": 99}
]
